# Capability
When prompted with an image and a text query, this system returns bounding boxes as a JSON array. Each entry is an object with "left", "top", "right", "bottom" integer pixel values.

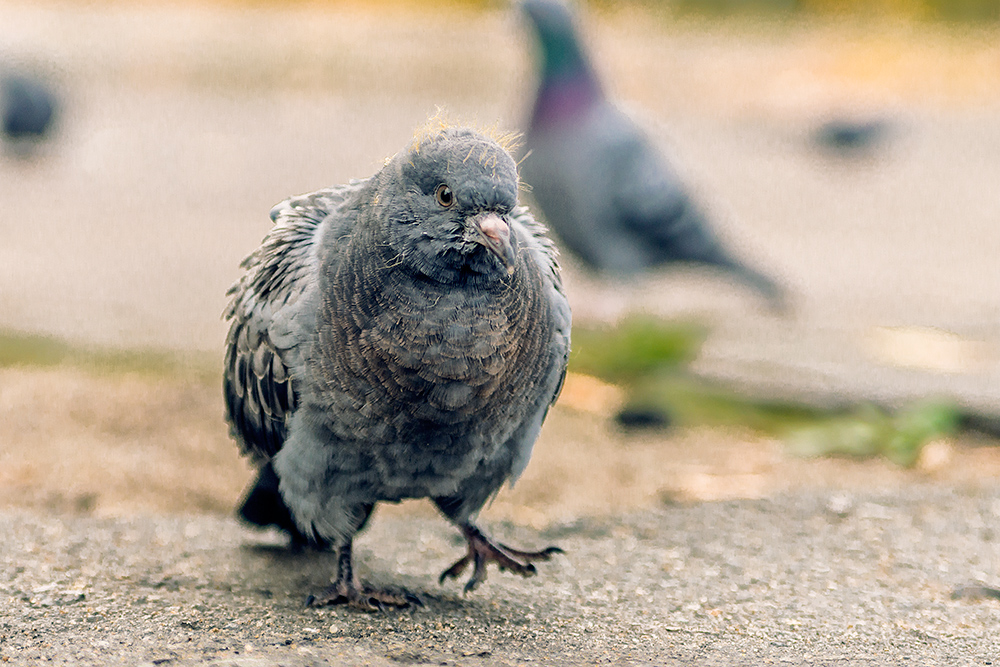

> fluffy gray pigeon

[
  {"left": 224, "top": 126, "right": 571, "bottom": 609},
  {"left": 520, "top": 0, "right": 784, "bottom": 305}
]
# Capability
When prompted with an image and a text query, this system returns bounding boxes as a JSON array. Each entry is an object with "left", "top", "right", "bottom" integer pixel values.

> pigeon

[
  {"left": 223, "top": 125, "right": 571, "bottom": 609},
  {"left": 814, "top": 117, "right": 891, "bottom": 153},
  {"left": 519, "top": 0, "right": 784, "bottom": 306},
  {"left": 2, "top": 74, "right": 57, "bottom": 152}
]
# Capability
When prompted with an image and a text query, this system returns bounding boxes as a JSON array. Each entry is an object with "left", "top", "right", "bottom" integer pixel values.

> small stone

[{"left": 826, "top": 493, "right": 853, "bottom": 518}]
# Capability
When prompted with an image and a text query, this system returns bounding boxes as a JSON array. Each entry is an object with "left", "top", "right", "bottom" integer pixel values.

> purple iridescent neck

[
  {"left": 530, "top": 70, "right": 602, "bottom": 130},
  {"left": 525, "top": 0, "right": 603, "bottom": 131}
]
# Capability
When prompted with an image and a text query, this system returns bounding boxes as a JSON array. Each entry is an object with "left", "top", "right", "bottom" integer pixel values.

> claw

[
  {"left": 499, "top": 544, "right": 565, "bottom": 560},
  {"left": 307, "top": 578, "right": 415, "bottom": 611},
  {"left": 308, "top": 540, "right": 418, "bottom": 611},
  {"left": 440, "top": 522, "right": 563, "bottom": 593},
  {"left": 439, "top": 553, "right": 473, "bottom": 584}
]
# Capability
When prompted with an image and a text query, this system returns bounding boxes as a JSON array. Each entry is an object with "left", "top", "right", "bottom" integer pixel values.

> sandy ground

[
  {"left": 2, "top": 2, "right": 1000, "bottom": 664},
  {"left": 2, "top": 362, "right": 1000, "bottom": 528}
]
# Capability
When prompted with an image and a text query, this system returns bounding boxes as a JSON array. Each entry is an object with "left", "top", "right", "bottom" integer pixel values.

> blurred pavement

[{"left": 1, "top": 2, "right": 998, "bottom": 413}]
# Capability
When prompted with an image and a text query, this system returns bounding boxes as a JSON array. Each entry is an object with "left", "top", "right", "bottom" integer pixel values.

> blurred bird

[
  {"left": 519, "top": 0, "right": 784, "bottom": 307},
  {"left": 224, "top": 125, "right": 571, "bottom": 609},
  {"left": 814, "top": 117, "right": 891, "bottom": 153},
  {"left": 2, "top": 74, "right": 57, "bottom": 154}
]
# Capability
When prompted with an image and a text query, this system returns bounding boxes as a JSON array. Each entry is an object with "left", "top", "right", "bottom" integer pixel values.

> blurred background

[{"left": 1, "top": 0, "right": 999, "bottom": 524}]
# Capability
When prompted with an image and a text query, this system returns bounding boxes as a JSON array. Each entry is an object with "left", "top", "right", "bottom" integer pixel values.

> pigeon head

[
  {"left": 522, "top": 0, "right": 601, "bottom": 128},
  {"left": 375, "top": 127, "right": 521, "bottom": 283}
]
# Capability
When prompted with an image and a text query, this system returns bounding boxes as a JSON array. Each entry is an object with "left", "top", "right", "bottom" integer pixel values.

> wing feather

[{"left": 223, "top": 181, "right": 367, "bottom": 463}]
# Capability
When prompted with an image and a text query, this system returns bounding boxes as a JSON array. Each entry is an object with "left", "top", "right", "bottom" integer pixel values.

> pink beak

[{"left": 471, "top": 212, "right": 516, "bottom": 274}]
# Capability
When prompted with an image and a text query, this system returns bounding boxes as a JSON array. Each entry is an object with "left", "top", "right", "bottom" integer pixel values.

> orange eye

[{"left": 435, "top": 184, "right": 455, "bottom": 208}]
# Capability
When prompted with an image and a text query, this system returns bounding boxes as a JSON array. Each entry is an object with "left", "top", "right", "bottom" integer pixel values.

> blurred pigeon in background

[
  {"left": 2, "top": 73, "right": 57, "bottom": 155},
  {"left": 224, "top": 125, "right": 570, "bottom": 609},
  {"left": 814, "top": 116, "right": 892, "bottom": 154},
  {"left": 520, "top": 0, "right": 784, "bottom": 306}
]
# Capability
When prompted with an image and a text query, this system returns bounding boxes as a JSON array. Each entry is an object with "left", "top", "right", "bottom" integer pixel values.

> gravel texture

[{"left": 3, "top": 484, "right": 1000, "bottom": 665}]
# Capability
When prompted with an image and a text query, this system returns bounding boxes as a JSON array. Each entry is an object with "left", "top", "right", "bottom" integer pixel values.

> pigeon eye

[{"left": 434, "top": 184, "right": 455, "bottom": 208}]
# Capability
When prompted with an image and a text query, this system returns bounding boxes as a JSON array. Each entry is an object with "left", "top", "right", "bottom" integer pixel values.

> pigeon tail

[
  {"left": 237, "top": 461, "right": 328, "bottom": 549},
  {"left": 646, "top": 209, "right": 788, "bottom": 312},
  {"left": 711, "top": 252, "right": 789, "bottom": 313}
]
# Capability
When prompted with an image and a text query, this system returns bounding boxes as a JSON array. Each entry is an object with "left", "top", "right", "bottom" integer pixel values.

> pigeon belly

[{"left": 307, "top": 249, "right": 553, "bottom": 502}]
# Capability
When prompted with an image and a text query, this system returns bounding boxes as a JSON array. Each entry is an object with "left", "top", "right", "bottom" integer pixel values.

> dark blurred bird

[
  {"left": 224, "top": 125, "right": 571, "bottom": 609},
  {"left": 814, "top": 117, "right": 891, "bottom": 153},
  {"left": 2, "top": 74, "right": 57, "bottom": 152},
  {"left": 519, "top": 0, "right": 784, "bottom": 306}
]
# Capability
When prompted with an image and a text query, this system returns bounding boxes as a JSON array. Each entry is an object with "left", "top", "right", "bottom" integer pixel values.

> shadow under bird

[
  {"left": 224, "top": 126, "right": 571, "bottom": 609},
  {"left": 519, "top": 0, "right": 784, "bottom": 306}
]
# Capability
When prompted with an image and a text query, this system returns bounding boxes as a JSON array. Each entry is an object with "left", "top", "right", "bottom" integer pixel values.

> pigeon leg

[
  {"left": 306, "top": 540, "right": 417, "bottom": 611},
  {"left": 439, "top": 522, "right": 563, "bottom": 594}
]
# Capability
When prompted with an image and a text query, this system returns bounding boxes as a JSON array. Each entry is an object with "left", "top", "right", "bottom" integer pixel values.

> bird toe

[{"left": 306, "top": 580, "right": 416, "bottom": 612}]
